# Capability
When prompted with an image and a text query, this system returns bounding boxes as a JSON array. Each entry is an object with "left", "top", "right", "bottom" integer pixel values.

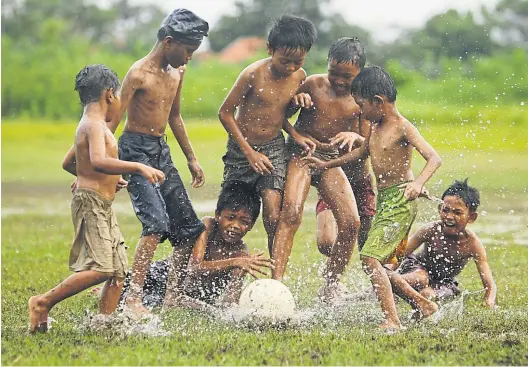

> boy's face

[
  {"left": 268, "top": 46, "right": 307, "bottom": 77},
  {"left": 216, "top": 208, "right": 254, "bottom": 244},
  {"left": 105, "top": 88, "right": 121, "bottom": 123},
  {"left": 327, "top": 60, "right": 361, "bottom": 94},
  {"left": 439, "top": 195, "right": 478, "bottom": 236},
  {"left": 165, "top": 38, "right": 200, "bottom": 68},
  {"left": 352, "top": 94, "right": 383, "bottom": 121}
]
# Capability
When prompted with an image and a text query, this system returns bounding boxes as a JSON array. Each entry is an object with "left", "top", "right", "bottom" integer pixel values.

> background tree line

[{"left": 1, "top": 0, "right": 527, "bottom": 120}]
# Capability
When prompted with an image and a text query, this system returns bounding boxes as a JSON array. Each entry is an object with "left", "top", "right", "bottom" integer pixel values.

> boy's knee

[
  {"left": 279, "top": 204, "right": 303, "bottom": 227},
  {"left": 361, "top": 256, "right": 380, "bottom": 273}
]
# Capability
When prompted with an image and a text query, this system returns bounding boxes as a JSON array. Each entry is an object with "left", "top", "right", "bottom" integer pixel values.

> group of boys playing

[{"left": 29, "top": 8, "right": 497, "bottom": 333}]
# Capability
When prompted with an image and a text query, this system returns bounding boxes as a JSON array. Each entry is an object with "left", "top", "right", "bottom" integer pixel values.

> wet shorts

[
  {"left": 118, "top": 131, "right": 205, "bottom": 246},
  {"left": 287, "top": 138, "right": 341, "bottom": 187},
  {"left": 360, "top": 182, "right": 418, "bottom": 264},
  {"left": 222, "top": 134, "right": 287, "bottom": 193},
  {"left": 398, "top": 254, "right": 461, "bottom": 298},
  {"left": 316, "top": 175, "right": 376, "bottom": 217},
  {"left": 69, "top": 188, "right": 128, "bottom": 280}
]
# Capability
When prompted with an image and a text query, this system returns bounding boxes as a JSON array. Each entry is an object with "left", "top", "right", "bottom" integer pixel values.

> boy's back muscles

[{"left": 223, "top": 59, "right": 306, "bottom": 145}]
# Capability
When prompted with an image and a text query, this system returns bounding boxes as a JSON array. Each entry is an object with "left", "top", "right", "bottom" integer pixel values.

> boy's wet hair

[
  {"left": 74, "top": 64, "right": 120, "bottom": 107},
  {"left": 328, "top": 37, "right": 366, "bottom": 68},
  {"left": 216, "top": 182, "right": 261, "bottom": 223},
  {"left": 442, "top": 178, "right": 480, "bottom": 212},
  {"left": 350, "top": 65, "right": 397, "bottom": 102},
  {"left": 157, "top": 8, "right": 209, "bottom": 44},
  {"left": 267, "top": 14, "right": 317, "bottom": 53}
]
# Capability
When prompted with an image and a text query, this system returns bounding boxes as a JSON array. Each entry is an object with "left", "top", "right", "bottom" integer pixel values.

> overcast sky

[{"left": 123, "top": 0, "right": 499, "bottom": 42}]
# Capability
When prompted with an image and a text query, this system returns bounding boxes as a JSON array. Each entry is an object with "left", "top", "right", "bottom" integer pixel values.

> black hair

[
  {"left": 74, "top": 64, "right": 120, "bottom": 107},
  {"left": 216, "top": 182, "right": 261, "bottom": 223},
  {"left": 350, "top": 65, "right": 397, "bottom": 102},
  {"left": 328, "top": 37, "right": 366, "bottom": 68},
  {"left": 267, "top": 14, "right": 316, "bottom": 53},
  {"left": 442, "top": 178, "right": 480, "bottom": 212}
]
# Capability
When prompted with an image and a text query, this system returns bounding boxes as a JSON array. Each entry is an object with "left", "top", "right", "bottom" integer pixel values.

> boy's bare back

[
  {"left": 229, "top": 58, "right": 306, "bottom": 145},
  {"left": 119, "top": 59, "right": 185, "bottom": 136},
  {"left": 75, "top": 117, "right": 121, "bottom": 200}
]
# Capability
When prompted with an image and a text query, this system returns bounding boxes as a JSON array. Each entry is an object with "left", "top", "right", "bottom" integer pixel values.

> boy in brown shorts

[
  {"left": 28, "top": 65, "right": 164, "bottom": 333},
  {"left": 219, "top": 15, "right": 318, "bottom": 256}
]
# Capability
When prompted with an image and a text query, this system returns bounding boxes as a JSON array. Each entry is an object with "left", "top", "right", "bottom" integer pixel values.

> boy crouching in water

[
  {"left": 28, "top": 65, "right": 165, "bottom": 333},
  {"left": 303, "top": 66, "right": 442, "bottom": 330},
  {"left": 120, "top": 182, "right": 274, "bottom": 309},
  {"left": 398, "top": 179, "right": 497, "bottom": 308}
]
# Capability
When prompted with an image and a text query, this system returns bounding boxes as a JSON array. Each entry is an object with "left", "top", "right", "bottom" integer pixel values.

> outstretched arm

[
  {"left": 403, "top": 121, "right": 442, "bottom": 200},
  {"left": 405, "top": 223, "right": 435, "bottom": 256},
  {"left": 472, "top": 239, "right": 497, "bottom": 308},
  {"left": 187, "top": 219, "right": 274, "bottom": 278},
  {"left": 168, "top": 67, "right": 204, "bottom": 188}
]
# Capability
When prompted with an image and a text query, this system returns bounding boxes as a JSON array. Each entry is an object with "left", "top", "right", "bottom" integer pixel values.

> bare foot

[
  {"left": 379, "top": 320, "right": 403, "bottom": 331},
  {"left": 413, "top": 300, "right": 439, "bottom": 321},
  {"left": 28, "top": 296, "right": 49, "bottom": 334},
  {"left": 123, "top": 298, "right": 150, "bottom": 319}
]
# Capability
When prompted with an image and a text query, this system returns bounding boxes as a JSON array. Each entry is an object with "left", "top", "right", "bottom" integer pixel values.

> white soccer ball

[{"left": 238, "top": 279, "right": 296, "bottom": 321}]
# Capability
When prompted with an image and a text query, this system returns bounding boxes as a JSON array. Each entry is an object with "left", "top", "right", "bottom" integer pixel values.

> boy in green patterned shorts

[{"left": 303, "top": 66, "right": 442, "bottom": 330}]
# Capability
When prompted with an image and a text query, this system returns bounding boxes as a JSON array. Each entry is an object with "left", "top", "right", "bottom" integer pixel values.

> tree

[
  {"left": 486, "top": 0, "right": 528, "bottom": 48},
  {"left": 208, "top": 0, "right": 370, "bottom": 52}
]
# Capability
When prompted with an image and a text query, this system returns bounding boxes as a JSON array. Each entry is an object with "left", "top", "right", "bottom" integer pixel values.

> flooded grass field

[{"left": 2, "top": 121, "right": 527, "bottom": 365}]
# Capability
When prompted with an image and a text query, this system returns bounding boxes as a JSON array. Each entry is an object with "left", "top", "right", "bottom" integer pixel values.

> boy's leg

[
  {"left": 262, "top": 189, "right": 283, "bottom": 256},
  {"left": 386, "top": 269, "right": 438, "bottom": 318},
  {"left": 315, "top": 199, "right": 338, "bottom": 257},
  {"left": 318, "top": 168, "right": 360, "bottom": 287},
  {"left": 163, "top": 245, "right": 193, "bottom": 307},
  {"left": 125, "top": 233, "right": 161, "bottom": 314},
  {"left": 271, "top": 157, "right": 312, "bottom": 280},
  {"left": 399, "top": 269, "right": 430, "bottom": 290},
  {"left": 99, "top": 277, "right": 125, "bottom": 314},
  {"left": 361, "top": 255, "right": 402, "bottom": 329},
  {"left": 29, "top": 270, "right": 109, "bottom": 333}
]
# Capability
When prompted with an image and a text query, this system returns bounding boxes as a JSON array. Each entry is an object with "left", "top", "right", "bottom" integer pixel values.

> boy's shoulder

[
  {"left": 304, "top": 74, "right": 327, "bottom": 89},
  {"left": 241, "top": 58, "right": 271, "bottom": 78}
]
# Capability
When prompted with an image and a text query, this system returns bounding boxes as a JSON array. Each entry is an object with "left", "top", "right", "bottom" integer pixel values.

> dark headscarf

[{"left": 161, "top": 8, "right": 209, "bottom": 45}]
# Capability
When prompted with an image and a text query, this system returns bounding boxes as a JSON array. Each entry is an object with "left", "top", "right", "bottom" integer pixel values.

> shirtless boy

[
  {"left": 109, "top": 9, "right": 209, "bottom": 314},
  {"left": 313, "top": 40, "right": 375, "bottom": 254},
  {"left": 119, "top": 182, "right": 274, "bottom": 309},
  {"left": 28, "top": 65, "right": 164, "bottom": 333},
  {"left": 398, "top": 179, "right": 497, "bottom": 308},
  {"left": 271, "top": 37, "right": 367, "bottom": 302},
  {"left": 303, "top": 66, "right": 442, "bottom": 329},
  {"left": 219, "top": 14, "right": 317, "bottom": 255}
]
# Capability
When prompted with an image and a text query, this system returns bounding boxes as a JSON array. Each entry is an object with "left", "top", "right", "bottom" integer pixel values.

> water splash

[{"left": 81, "top": 310, "right": 171, "bottom": 338}]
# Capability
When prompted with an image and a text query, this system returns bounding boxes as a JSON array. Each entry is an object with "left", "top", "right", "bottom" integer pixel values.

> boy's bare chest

[
  {"left": 250, "top": 79, "right": 299, "bottom": 106},
  {"left": 370, "top": 127, "right": 409, "bottom": 157},
  {"left": 311, "top": 92, "right": 357, "bottom": 126},
  {"left": 429, "top": 234, "right": 471, "bottom": 262},
  {"left": 138, "top": 73, "right": 181, "bottom": 108}
]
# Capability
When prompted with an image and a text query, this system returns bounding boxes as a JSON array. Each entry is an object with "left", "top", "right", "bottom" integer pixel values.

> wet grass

[{"left": 2, "top": 120, "right": 528, "bottom": 365}]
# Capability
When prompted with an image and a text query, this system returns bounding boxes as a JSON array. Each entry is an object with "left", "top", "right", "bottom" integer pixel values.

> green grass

[{"left": 2, "top": 120, "right": 528, "bottom": 365}]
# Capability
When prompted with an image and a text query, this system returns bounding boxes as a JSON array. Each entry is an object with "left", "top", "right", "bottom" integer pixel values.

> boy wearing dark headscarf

[{"left": 106, "top": 8, "right": 209, "bottom": 316}]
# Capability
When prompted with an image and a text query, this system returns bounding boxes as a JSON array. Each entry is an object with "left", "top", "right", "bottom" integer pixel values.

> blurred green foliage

[{"left": 1, "top": 0, "right": 527, "bottom": 120}]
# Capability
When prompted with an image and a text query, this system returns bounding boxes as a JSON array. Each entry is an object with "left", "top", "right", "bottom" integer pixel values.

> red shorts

[{"left": 316, "top": 175, "right": 376, "bottom": 217}]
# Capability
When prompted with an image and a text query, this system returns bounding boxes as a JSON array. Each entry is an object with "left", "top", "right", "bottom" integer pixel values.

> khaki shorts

[{"left": 69, "top": 188, "right": 128, "bottom": 279}]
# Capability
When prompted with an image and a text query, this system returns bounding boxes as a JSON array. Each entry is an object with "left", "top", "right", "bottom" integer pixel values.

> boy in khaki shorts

[{"left": 28, "top": 64, "right": 165, "bottom": 333}]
